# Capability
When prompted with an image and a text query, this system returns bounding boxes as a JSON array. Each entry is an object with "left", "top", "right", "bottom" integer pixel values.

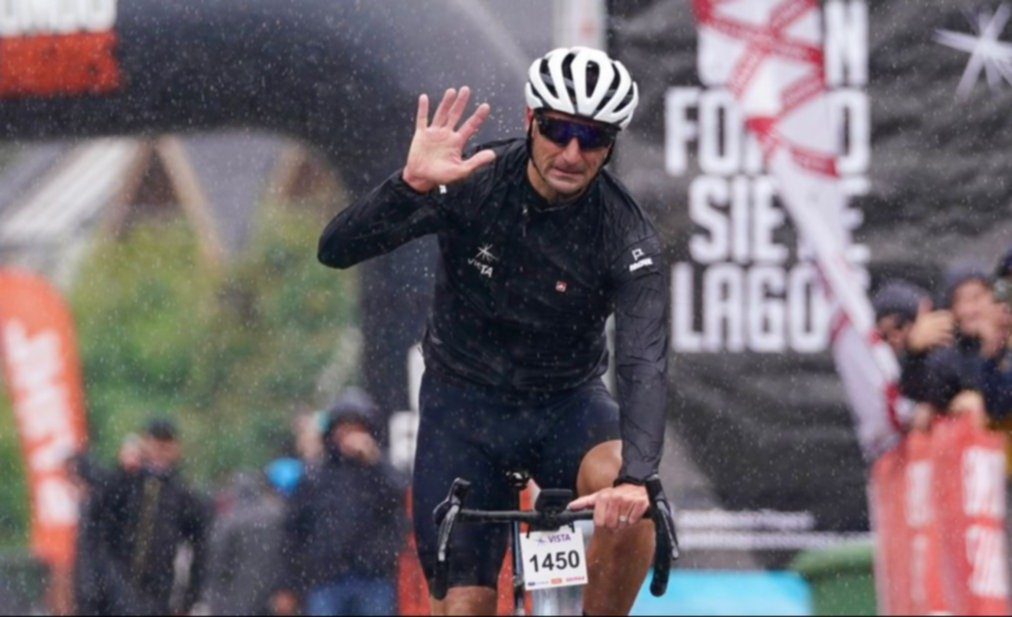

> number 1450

[{"left": 527, "top": 550, "right": 581, "bottom": 573}]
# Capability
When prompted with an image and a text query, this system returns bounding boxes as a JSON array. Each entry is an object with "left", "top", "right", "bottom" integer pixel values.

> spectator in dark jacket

[
  {"left": 274, "top": 388, "right": 406, "bottom": 616},
  {"left": 69, "top": 452, "right": 118, "bottom": 616},
  {"left": 872, "top": 280, "right": 953, "bottom": 431},
  {"left": 902, "top": 264, "right": 1009, "bottom": 426},
  {"left": 90, "top": 419, "right": 211, "bottom": 616}
]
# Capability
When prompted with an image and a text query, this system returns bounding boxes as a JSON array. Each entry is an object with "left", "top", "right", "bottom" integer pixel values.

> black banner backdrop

[{"left": 609, "top": 0, "right": 1012, "bottom": 530}]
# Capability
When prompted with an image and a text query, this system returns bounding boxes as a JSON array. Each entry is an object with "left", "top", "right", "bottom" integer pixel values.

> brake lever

[
  {"left": 432, "top": 478, "right": 471, "bottom": 600},
  {"left": 645, "top": 475, "right": 680, "bottom": 597}
]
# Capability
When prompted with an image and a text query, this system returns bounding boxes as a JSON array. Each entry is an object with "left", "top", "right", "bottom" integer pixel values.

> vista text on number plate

[{"left": 518, "top": 527, "right": 588, "bottom": 590}]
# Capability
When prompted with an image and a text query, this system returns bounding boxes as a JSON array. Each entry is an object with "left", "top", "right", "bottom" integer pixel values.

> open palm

[{"left": 402, "top": 86, "right": 496, "bottom": 193}]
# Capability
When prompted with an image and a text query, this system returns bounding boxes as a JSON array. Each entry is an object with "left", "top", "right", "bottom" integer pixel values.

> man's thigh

[
  {"left": 412, "top": 373, "right": 517, "bottom": 590},
  {"left": 531, "top": 379, "right": 621, "bottom": 492}
]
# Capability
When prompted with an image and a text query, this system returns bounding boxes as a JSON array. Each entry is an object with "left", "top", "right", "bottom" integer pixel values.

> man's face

[
  {"left": 952, "top": 279, "right": 993, "bottom": 336},
  {"left": 143, "top": 437, "right": 181, "bottom": 473},
  {"left": 876, "top": 314, "right": 912, "bottom": 355},
  {"left": 526, "top": 109, "right": 614, "bottom": 200},
  {"left": 329, "top": 420, "right": 380, "bottom": 464}
]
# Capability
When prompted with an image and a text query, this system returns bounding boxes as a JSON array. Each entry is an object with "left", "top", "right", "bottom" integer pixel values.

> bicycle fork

[{"left": 512, "top": 518, "right": 526, "bottom": 616}]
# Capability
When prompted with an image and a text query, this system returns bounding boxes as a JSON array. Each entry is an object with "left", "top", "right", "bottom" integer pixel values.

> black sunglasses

[{"left": 534, "top": 113, "right": 618, "bottom": 151}]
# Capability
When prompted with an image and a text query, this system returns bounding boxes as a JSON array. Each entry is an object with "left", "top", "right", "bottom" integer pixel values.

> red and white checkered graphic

[{"left": 693, "top": 0, "right": 903, "bottom": 453}]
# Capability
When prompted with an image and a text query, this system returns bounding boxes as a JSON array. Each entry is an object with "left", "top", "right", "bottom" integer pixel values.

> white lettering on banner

[
  {"left": 698, "top": 89, "right": 742, "bottom": 175},
  {"left": 830, "top": 90, "right": 870, "bottom": 174},
  {"left": 2, "top": 321, "right": 77, "bottom": 472},
  {"left": 672, "top": 263, "right": 703, "bottom": 353},
  {"left": 704, "top": 264, "right": 745, "bottom": 352},
  {"left": 0, "top": 0, "right": 116, "bottom": 36},
  {"left": 667, "top": 0, "right": 870, "bottom": 354},
  {"left": 824, "top": 0, "right": 868, "bottom": 87},
  {"left": 905, "top": 461, "right": 933, "bottom": 528},
  {"left": 689, "top": 176, "right": 791, "bottom": 264},
  {"left": 666, "top": 88, "right": 870, "bottom": 178},
  {"left": 37, "top": 477, "right": 78, "bottom": 526},
  {"left": 670, "top": 261, "right": 828, "bottom": 353},
  {"left": 963, "top": 447, "right": 1006, "bottom": 519},
  {"left": 748, "top": 266, "right": 786, "bottom": 352},
  {"left": 665, "top": 88, "right": 699, "bottom": 176},
  {"left": 966, "top": 525, "right": 1009, "bottom": 598},
  {"left": 4, "top": 324, "right": 69, "bottom": 441}
]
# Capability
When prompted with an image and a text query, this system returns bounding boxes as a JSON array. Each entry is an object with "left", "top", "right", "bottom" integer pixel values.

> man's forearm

[
  {"left": 614, "top": 270, "right": 669, "bottom": 480},
  {"left": 318, "top": 171, "right": 442, "bottom": 268}
]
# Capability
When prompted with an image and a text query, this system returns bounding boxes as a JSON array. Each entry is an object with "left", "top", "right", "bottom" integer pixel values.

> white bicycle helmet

[{"left": 525, "top": 46, "right": 639, "bottom": 129}]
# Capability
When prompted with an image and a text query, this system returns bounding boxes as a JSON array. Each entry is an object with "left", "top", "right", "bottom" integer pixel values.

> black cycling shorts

[{"left": 412, "top": 370, "right": 621, "bottom": 591}]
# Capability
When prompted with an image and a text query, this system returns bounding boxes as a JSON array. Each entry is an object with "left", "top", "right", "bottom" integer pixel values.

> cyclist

[{"left": 319, "top": 47, "right": 668, "bottom": 615}]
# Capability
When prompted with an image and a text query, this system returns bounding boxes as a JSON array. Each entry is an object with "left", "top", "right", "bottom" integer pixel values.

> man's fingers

[
  {"left": 601, "top": 495, "right": 621, "bottom": 529},
  {"left": 629, "top": 500, "right": 650, "bottom": 524},
  {"left": 463, "top": 149, "right": 496, "bottom": 173},
  {"left": 595, "top": 500, "right": 609, "bottom": 528},
  {"left": 459, "top": 103, "right": 492, "bottom": 143},
  {"left": 446, "top": 86, "right": 471, "bottom": 129},
  {"left": 568, "top": 494, "right": 596, "bottom": 511},
  {"left": 432, "top": 87, "right": 457, "bottom": 127},
  {"left": 415, "top": 93, "right": 429, "bottom": 131}
]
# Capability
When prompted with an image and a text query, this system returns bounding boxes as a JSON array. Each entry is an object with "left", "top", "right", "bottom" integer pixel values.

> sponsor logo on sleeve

[{"left": 629, "top": 247, "right": 654, "bottom": 272}]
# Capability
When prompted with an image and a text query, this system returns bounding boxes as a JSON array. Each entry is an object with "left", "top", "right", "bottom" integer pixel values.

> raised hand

[
  {"left": 401, "top": 86, "right": 496, "bottom": 193},
  {"left": 907, "top": 301, "right": 954, "bottom": 353}
]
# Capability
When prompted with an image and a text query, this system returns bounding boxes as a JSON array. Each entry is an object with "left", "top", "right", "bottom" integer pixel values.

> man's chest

[{"left": 444, "top": 213, "right": 613, "bottom": 321}]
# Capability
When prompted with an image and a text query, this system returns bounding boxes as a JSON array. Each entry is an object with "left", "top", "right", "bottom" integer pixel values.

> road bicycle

[{"left": 432, "top": 470, "right": 680, "bottom": 615}]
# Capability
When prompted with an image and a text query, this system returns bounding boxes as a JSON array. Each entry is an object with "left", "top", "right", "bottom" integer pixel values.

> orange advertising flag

[{"left": 0, "top": 269, "right": 89, "bottom": 569}]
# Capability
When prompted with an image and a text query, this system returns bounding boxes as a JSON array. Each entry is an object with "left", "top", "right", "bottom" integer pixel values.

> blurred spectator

[
  {"left": 204, "top": 471, "right": 285, "bottom": 616},
  {"left": 899, "top": 266, "right": 996, "bottom": 426},
  {"left": 68, "top": 452, "right": 116, "bottom": 616},
  {"left": 71, "top": 435, "right": 149, "bottom": 615},
  {"left": 872, "top": 280, "right": 952, "bottom": 356},
  {"left": 866, "top": 280, "right": 952, "bottom": 432},
  {"left": 274, "top": 388, "right": 406, "bottom": 616},
  {"left": 89, "top": 418, "right": 211, "bottom": 615}
]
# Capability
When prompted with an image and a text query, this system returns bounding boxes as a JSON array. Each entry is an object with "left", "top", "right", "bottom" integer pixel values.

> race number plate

[{"left": 518, "top": 527, "right": 588, "bottom": 590}]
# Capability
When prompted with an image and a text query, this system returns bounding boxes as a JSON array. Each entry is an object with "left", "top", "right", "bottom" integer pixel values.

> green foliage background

[{"left": 0, "top": 201, "right": 356, "bottom": 547}]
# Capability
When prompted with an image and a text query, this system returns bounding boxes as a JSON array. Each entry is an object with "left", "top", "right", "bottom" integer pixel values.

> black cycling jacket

[{"left": 319, "top": 139, "right": 668, "bottom": 481}]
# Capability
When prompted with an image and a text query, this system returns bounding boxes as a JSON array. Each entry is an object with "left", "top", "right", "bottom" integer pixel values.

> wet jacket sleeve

[
  {"left": 611, "top": 235, "right": 669, "bottom": 481},
  {"left": 318, "top": 171, "right": 447, "bottom": 269}
]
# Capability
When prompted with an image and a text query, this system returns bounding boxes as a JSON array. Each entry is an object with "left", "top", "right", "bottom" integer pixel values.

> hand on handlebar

[{"left": 568, "top": 484, "right": 650, "bottom": 530}]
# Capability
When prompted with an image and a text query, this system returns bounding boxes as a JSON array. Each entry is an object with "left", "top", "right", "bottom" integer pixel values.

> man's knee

[{"left": 577, "top": 440, "right": 623, "bottom": 496}]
